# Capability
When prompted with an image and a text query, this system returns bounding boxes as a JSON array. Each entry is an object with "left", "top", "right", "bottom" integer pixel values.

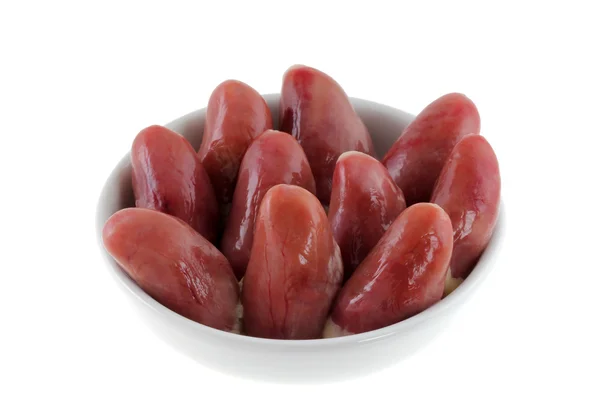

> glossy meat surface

[
  {"left": 431, "top": 134, "right": 500, "bottom": 286},
  {"left": 220, "top": 130, "right": 316, "bottom": 280},
  {"left": 131, "top": 125, "right": 218, "bottom": 243},
  {"left": 242, "top": 185, "right": 343, "bottom": 339},
  {"left": 102, "top": 208, "right": 240, "bottom": 332},
  {"left": 198, "top": 80, "right": 273, "bottom": 204},
  {"left": 325, "top": 203, "right": 453, "bottom": 337},
  {"left": 328, "top": 151, "right": 406, "bottom": 280},
  {"left": 279, "top": 65, "right": 375, "bottom": 203},
  {"left": 382, "top": 93, "right": 480, "bottom": 205}
]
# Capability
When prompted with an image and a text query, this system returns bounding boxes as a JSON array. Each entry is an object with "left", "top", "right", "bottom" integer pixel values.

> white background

[{"left": 1, "top": 1, "right": 599, "bottom": 399}]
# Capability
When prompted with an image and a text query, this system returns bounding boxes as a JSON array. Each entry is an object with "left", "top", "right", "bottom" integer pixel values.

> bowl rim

[{"left": 95, "top": 94, "right": 505, "bottom": 349}]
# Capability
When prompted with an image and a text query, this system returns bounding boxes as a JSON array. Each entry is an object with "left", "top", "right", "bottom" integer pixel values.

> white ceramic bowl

[{"left": 95, "top": 94, "right": 505, "bottom": 383}]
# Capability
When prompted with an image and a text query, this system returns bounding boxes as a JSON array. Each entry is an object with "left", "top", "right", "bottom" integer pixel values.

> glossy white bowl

[{"left": 95, "top": 94, "right": 505, "bottom": 383}]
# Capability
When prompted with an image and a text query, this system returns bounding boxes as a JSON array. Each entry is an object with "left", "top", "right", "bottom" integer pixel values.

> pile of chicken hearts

[{"left": 102, "top": 65, "right": 501, "bottom": 340}]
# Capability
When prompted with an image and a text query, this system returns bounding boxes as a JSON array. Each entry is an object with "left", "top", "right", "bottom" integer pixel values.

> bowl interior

[{"left": 95, "top": 94, "right": 503, "bottom": 346}]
